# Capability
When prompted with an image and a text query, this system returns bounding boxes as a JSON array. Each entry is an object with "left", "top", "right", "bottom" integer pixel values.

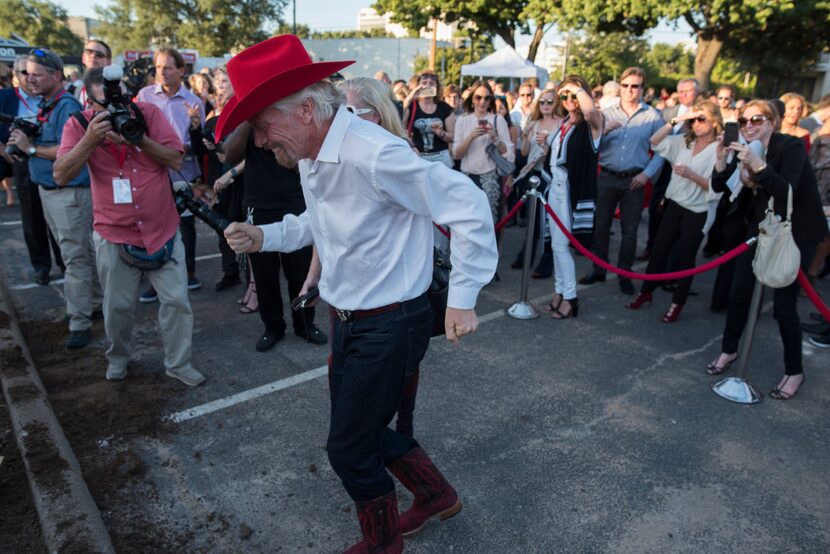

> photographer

[
  {"left": 0, "top": 54, "right": 64, "bottom": 285},
  {"left": 53, "top": 67, "right": 205, "bottom": 386},
  {"left": 7, "top": 48, "right": 102, "bottom": 349}
]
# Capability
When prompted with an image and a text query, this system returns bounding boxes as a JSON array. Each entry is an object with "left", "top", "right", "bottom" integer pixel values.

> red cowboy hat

[{"left": 215, "top": 35, "right": 354, "bottom": 139}]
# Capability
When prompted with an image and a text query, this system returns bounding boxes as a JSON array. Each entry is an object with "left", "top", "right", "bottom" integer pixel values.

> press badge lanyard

[
  {"left": 14, "top": 87, "right": 33, "bottom": 113},
  {"left": 106, "top": 143, "right": 134, "bottom": 204}
]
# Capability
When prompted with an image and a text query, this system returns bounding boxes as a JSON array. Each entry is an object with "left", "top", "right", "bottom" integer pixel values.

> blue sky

[{"left": 57, "top": 0, "right": 694, "bottom": 48}]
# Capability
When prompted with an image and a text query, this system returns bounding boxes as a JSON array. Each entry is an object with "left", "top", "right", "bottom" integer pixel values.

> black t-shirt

[
  {"left": 242, "top": 130, "right": 306, "bottom": 213},
  {"left": 410, "top": 101, "right": 452, "bottom": 154}
]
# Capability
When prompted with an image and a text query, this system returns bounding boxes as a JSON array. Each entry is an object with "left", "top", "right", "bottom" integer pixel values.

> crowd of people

[
  {"left": 1, "top": 33, "right": 830, "bottom": 551},
  {"left": 0, "top": 40, "right": 829, "bottom": 396}
]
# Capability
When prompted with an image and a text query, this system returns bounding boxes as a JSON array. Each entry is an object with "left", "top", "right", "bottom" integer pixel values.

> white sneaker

[
  {"left": 106, "top": 365, "right": 127, "bottom": 381},
  {"left": 166, "top": 366, "right": 205, "bottom": 387}
]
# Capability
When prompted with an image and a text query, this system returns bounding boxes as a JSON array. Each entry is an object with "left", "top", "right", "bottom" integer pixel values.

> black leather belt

[
  {"left": 331, "top": 303, "right": 401, "bottom": 323},
  {"left": 601, "top": 167, "right": 644, "bottom": 179}
]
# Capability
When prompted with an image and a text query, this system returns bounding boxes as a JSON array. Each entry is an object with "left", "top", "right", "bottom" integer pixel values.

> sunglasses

[
  {"left": 559, "top": 93, "right": 578, "bottom": 101},
  {"left": 84, "top": 48, "right": 108, "bottom": 59},
  {"left": 691, "top": 116, "right": 709, "bottom": 123},
  {"left": 620, "top": 83, "right": 641, "bottom": 90},
  {"left": 345, "top": 105, "right": 374, "bottom": 116},
  {"left": 738, "top": 114, "right": 769, "bottom": 127},
  {"left": 473, "top": 95, "right": 491, "bottom": 102},
  {"left": 538, "top": 99, "right": 555, "bottom": 105},
  {"left": 14, "top": 69, "right": 27, "bottom": 75}
]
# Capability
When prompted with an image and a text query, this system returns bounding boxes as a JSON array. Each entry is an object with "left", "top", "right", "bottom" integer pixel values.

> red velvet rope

[
  {"left": 541, "top": 201, "right": 753, "bottom": 281},
  {"left": 797, "top": 270, "right": 830, "bottom": 323},
  {"left": 495, "top": 199, "right": 527, "bottom": 232},
  {"left": 434, "top": 198, "right": 526, "bottom": 239}
]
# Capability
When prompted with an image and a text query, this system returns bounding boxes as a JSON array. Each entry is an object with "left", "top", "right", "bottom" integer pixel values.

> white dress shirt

[{"left": 260, "top": 106, "right": 498, "bottom": 311}]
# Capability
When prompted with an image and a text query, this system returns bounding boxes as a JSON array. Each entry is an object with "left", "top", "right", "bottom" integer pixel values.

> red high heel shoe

[
  {"left": 625, "top": 291, "right": 653, "bottom": 310},
  {"left": 660, "top": 303, "right": 683, "bottom": 323}
]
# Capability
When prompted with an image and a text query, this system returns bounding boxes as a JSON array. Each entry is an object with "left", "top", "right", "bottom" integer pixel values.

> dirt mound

[
  {"left": 0, "top": 401, "right": 47, "bottom": 554},
  {"left": 19, "top": 318, "right": 188, "bottom": 551}
]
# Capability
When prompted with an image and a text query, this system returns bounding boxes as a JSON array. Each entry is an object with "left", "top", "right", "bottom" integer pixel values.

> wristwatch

[
  {"left": 230, "top": 168, "right": 238, "bottom": 178},
  {"left": 27, "top": 146, "right": 37, "bottom": 157},
  {"left": 669, "top": 118, "right": 678, "bottom": 127}
]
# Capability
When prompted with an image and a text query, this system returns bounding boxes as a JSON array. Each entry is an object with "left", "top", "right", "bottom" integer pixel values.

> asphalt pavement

[{"left": 1, "top": 202, "right": 829, "bottom": 553}]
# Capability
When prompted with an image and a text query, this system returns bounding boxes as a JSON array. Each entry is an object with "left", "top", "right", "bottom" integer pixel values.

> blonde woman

[
  {"left": 627, "top": 101, "right": 722, "bottom": 322},
  {"left": 779, "top": 92, "right": 811, "bottom": 153},
  {"left": 339, "top": 77, "right": 409, "bottom": 139}
]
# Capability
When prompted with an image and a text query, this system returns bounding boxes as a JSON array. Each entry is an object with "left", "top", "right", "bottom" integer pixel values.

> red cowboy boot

[
  {"left": 387, "top": 447, "right": 462, "bottom": 537},
  {"left": 343, "top": 490, "right": 403, "bottom": 554}
]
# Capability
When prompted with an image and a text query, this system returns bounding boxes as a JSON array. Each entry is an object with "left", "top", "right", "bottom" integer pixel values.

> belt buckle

[{"left": 335, "top": 309, "right": 352, "bottom": 322}]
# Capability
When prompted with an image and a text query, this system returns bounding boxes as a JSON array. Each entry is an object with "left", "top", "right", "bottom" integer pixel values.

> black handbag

[{"left": 429, "top": 247, "right": 451, "bottom": 337}]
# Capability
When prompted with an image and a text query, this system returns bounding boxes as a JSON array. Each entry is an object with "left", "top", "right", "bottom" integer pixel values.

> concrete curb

[{"left": 0, "top": 272, "right": 115, "bottom": 554}]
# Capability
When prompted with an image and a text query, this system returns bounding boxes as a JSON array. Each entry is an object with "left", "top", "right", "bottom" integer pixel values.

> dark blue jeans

[{"left": 327, "top": 293, "right": 433, "bottom": 501}]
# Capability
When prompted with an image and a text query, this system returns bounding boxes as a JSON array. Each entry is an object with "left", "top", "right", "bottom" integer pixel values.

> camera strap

[{"left": 36, "top": 89, "right": 67, "bottom": 124}]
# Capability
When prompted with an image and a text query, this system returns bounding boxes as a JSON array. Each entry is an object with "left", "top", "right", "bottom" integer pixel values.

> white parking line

[
  {"left": 10, "top": 278, "right": 66, "bottom": 291},
  {"left": 167, "top": 365, "right": 328, "bottom": 423},
  {"left": 195, "top": 253, "right": 221, "bottom": 262},
  {"left": 167, "top": 293, "right": 554, "bottom": 424},
  {"left": 0, "top": 220, "right": 22, "bottom": 226}
]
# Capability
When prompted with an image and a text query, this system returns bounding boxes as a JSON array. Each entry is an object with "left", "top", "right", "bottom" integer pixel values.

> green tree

[
  {"left": 275, "top": 23, "right": 312, "bottom": 38},
  {"left": 95, "top": 0, "right": 286, "bottom": 57},
  {"left": 547, "top": 0, "right": 830, "bottom": 89},
  {"left": 0, "top": 0, "right": 83, "bottom": 55},
  {"left": 373, "top": 0, "right": 528, "bottom": 48},
  {"left": 413, "top": 40, "right": 495, "bottom": 88},
  {"left": 646, "top": 43, "right": 694, "bottom": 78},
  {"left": 559, "top": 31, "right": 652, "bottom": 86},
  {"left": 310, "top": 28, "right": 397, "bottom": 40}
]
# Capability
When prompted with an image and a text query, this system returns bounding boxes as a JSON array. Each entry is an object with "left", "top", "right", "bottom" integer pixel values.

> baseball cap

[{"left": 28, "top": 48, "right": 64, "bottom": 73}]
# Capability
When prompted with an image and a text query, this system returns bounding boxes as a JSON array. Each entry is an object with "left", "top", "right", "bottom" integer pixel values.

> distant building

[
  {"left": 67, "top": 16, "right": 100, "bottom": 41},
  {"left": 357, "top": 8, "right": 387, "bottom": 32},
  {"left": 357, "top": 7, "right": 458, "bottom": 41}
]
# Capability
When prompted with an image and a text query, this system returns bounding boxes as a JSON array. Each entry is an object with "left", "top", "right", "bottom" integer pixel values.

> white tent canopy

[{"left": 459, "top": 45, "right": 549, "bottom": 85}]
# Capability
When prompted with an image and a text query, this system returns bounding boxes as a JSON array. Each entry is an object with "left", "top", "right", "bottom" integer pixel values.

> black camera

[
  {"left": 122, "top": 58, "right": 154, "bottom": 98},
  {"left": 0, "top": 113, "right": 42, "bottom": 161},
  {"left": 172, "top": 181, "right": 230, "bottom": 232},
  {"left": 100, "top": 65, "right": 146, "bottom": 144}
]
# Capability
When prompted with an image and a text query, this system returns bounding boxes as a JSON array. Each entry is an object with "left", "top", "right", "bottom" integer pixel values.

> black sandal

[
  {"left": 551, "top": 298, "right": 579, "bottom": 320},
  {"left": 542, "top": 295, "right": 563, "bottom": 313},
  {"left": 706, "top": 354, "right": 737, "bottom": 376},
  {"left": 770, "top": 375, "right": 805, "bottom": 400}
]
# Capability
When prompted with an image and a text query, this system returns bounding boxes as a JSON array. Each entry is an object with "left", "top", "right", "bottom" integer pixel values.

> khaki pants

[
  {"left": 94, "top": 231, "right": 194, "bottom": 374},
  {"left": 39, "top": 186, "right": 102, "bottom": 331}
]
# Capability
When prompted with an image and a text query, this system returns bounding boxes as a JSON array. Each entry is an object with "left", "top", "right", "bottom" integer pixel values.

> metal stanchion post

[
  {"left": 711, "top": 279, "right": 764, "bottom": 404},
  {"left": 507, "top": 176, "right": 541, "bottom": 320}
]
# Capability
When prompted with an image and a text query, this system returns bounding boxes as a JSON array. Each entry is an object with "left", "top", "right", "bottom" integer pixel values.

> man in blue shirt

[
  {"left": 7, "top": 48, "right": 102, "bottom": 348},
  {"left": 579, "top": 66, "right": 665, "bottom": 295},
  {"left": 136, "top": 48, "right": 206, "bottom": 300},
  {"left": 0, "top": 55, "right": 65, "bottom": 285}
]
